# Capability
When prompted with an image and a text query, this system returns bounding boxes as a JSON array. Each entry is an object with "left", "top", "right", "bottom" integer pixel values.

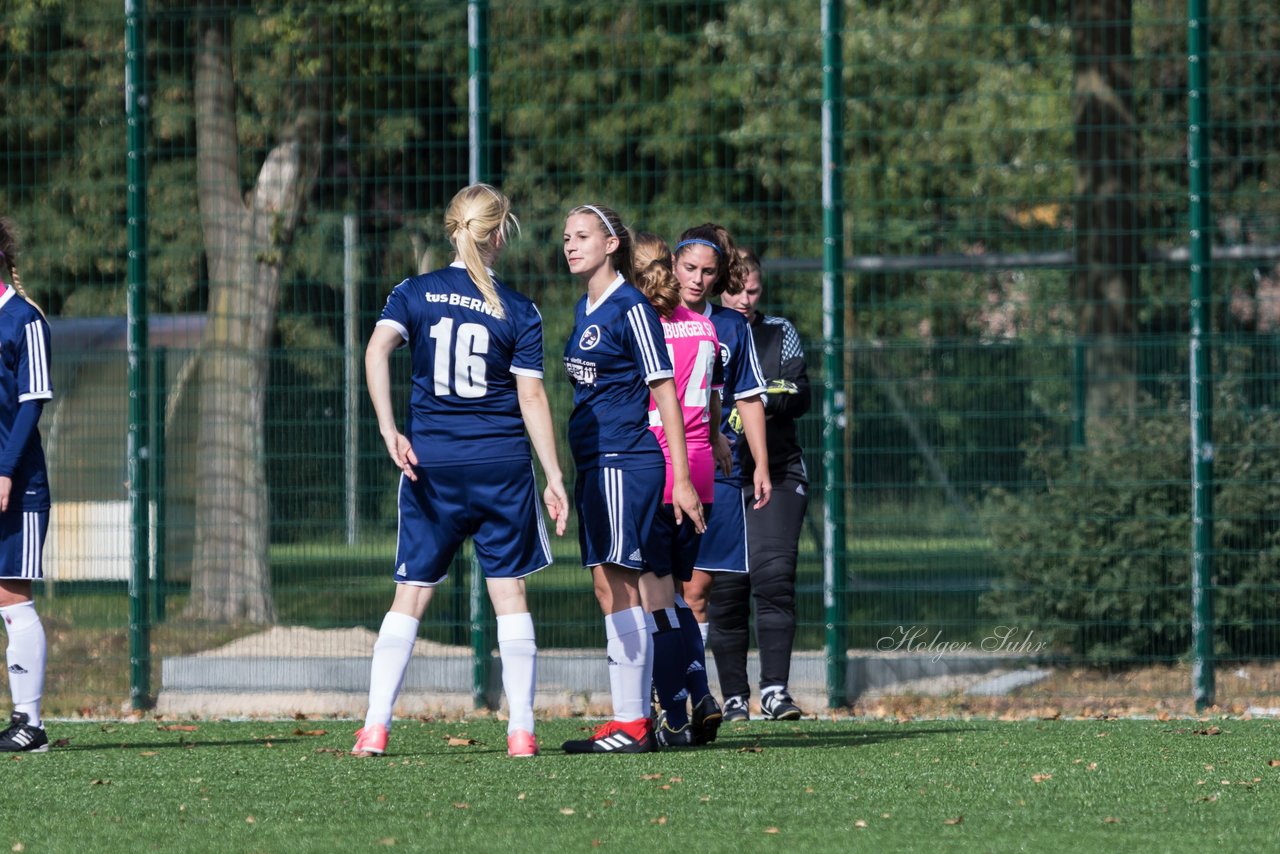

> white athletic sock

[
  {"left": 1, "top": 601, "right": 45, "bottom": 729},
  {"left": 699, "top": 621, "right": 710, "bottom": 645},
  {"left": 364, "top": 611, "right": 420, "bottom": 730},
  {"left": 605, "top": 606, "right": 648, "bottom": 723},
  {"left": 497, "top": 612, "right": 537, "bottom": 735}
]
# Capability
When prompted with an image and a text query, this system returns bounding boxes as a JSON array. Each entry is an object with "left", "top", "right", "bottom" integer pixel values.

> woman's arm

[
  {"left": 735, "top": 395, "right": 772, "bottom": 509},
  {"left": 516, "top": 374, "right": 569, "bottom": 536},
  {"left": 650, "top": 377, "right": 705, "bottom": 533},
  {"left": 365, "top": 324, "right": 418, "bottom": 481}
]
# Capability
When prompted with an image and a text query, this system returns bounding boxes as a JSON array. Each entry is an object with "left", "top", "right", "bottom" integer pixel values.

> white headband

[{"left": 581, "top": 205, "right": 618, "bottom": 239}]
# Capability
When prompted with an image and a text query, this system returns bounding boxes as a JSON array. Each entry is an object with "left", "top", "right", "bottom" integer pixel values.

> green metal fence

[{"left": 3, "top": 1, "right": 1280, "bottom": 717}]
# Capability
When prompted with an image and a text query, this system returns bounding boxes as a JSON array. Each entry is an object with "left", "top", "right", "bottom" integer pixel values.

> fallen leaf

[
  {"left": 854, "top": 820, "right": 868, "bottom": 828},
  {"left": 1194, "top": 726, "right": 1222, "bottom": 736},
  {"left": 1103, "top": 817, "right": 1120, "bottom": 824},
  {"left": 378, "top": 839, "right": 396, "bottom": 846},
  {"left": 446, "top": 737, "right": 477, "bottom": 747},
  {"left": 13, "top": 843, "right": 25, "bottom": 852},
  {"left": 640, "top": 773, "right": 663, "bottom": 780},
  {"left": 1268, "top": 760, "right": 1280, "bottom": 768},
  {"left": 762, "top": 827, "right": 778, "bottom": 834},
  {"left": 517, "top": 793, "right": 526, "bottom": 801},
  {"left": 651, "top": 816, "right": 668, "bottom": 826},
  {"left": 293, "top": 729, "right": 327, "bottom": 737},
  {"left": 559, "top": 808, "right": 574, "bottom": 815},
  {"left": 245, "top": 816, "right": 256, "bottom": 824},
  {"left": 1032, "top": 774, "right": 1053, "bottom": 783},
  {"left": 90, "top": 779, "right": 111, "bottom": 786},
  {"left": 738, "top": 746, "right": 764, "bottom": 753},
  {"left": 668, "top": 777, "right": 683, "bottom": 783},
  {"left": 1196, "top": 794, "right": 1218, "bottom": 803},
  {"left": 1087, "top": 763, "right": 1098, "bottom": 771},
  {"left": 453, "top": 803, "right": 470, "bottom": 810},
  {"left": 944, "top": 816, "right": 963, "bottom": 826},
  {"left": 140, "top": 751, "right": 158, "bottom": 757},
  {"left": 52, "top": 738, "right": 72, "bottom": 748},
  {"left": 158, "top": 725, "right": 199, "bottom": 732}
]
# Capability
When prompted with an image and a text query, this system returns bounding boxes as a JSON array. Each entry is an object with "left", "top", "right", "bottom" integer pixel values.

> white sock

[
  {"left": 605, "top": 606, "right": 648, "bottom": 722},
  {"left": 364, "top": 611, "right": 419, "bottom": 730},
  {"left": 497, "top": 612, "right": 537, "bottom": 735},
  {"left": 2, "top": 601, "right": 45, "bottom": 729},
  {"left": 699, "top": 621, "right": 710, "bottom": 645}
]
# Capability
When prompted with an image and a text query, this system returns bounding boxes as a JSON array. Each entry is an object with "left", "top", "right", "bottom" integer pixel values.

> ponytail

[
  {"left": 444, "top": 184, "right": 519, "bottom": 320},
  {"left": 632, "top": 232, "right": 680, "bottom": 319},
  {"left": 0, "top": 218, "right": 44, "bottom": 318}
]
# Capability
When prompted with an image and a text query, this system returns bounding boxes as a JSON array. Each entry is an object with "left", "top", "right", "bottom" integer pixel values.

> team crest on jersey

[
  {"left": 718, "top": 341, "right": 731, "bottom": 367},
  {"left": 579, "top": 324, "right": 602, "bottom": 350}
]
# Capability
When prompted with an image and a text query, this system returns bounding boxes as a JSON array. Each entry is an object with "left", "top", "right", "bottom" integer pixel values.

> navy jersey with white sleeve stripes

[
  {"left": 704, "top": 303, "right": 766, "bottom": 485},
  {"left": 376, "top": 263, "right": 543, "bottom": 466},
  {"left": 0, "top": 290, "right": 51, "bottom": 511},
  {"left": 563, "top": 275, "right": 673, "bottom": 470}
]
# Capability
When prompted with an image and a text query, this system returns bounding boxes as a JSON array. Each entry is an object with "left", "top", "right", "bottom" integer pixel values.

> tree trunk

[
  {"left": 1071, "top": 0, "right": 1141, "bottom": 426},
  {"left": 185, "top": 5, "right": 322, "bottom": 623}
]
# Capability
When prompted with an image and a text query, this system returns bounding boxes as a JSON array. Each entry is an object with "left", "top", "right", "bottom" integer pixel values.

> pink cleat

[
  {"left": 352, "top": 724, "right": 388, "bottom": 756},
  {"left": 507, "top": 729, "right": 539, "bottom": 757}
]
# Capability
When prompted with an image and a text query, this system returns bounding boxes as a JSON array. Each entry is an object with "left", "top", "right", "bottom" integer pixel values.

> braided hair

[{"left": 0, "top": 218, "right": 43, "bottom": 317}]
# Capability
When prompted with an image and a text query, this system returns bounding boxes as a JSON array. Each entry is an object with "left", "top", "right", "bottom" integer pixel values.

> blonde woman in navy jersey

[
  {"left": 354, "top": 185, "right": 569, "bottom": 759},
  {"left": 560, "top": 205, "right": 704, "bottom": 754},
  {"left": 0, "top": 220, "right": 53, "bottom": 753}
]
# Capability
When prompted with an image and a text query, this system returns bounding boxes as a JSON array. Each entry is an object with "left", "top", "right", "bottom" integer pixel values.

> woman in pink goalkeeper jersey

[{"left": 632, "top": 233, "right": 726, "bottom": 746}]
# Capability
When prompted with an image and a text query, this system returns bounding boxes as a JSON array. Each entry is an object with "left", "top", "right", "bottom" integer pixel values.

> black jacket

[{"left": 739, "top": 312, "right": 810, "bottom": 483}]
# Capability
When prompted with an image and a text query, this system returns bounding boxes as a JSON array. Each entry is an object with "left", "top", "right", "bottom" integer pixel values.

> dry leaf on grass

[
  {"left": 157, "top": 725, "right": 199, "bottom": 732},
  {"left": 293, "top": 728, "right": 327, "bottom": 737},
  {"left": 1031, "top": 773, "right": 1053, "bottom": 783},
  {"left": 559, "top": 808, "right": 574, "bottom": 815},
  {"left": 944, "top": 816, "right": 963, "bottom": 826},
  {"left": 445, "top": 737, "right": 478, "bottom": 747}
]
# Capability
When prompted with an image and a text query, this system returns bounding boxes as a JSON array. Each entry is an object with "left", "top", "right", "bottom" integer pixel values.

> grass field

[{"left": 5, "top": 717, "right": 1279, "bottom": 852}]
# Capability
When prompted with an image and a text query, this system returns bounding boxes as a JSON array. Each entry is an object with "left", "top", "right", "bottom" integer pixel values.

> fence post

[
  {"left": 125, "top": 0, "right": 152, "bottom": 710},
  {"left": 821, "top": 0, "right": 848, "bottom": 708},
  {"left": 468, "top": 0, "right": 495, "bottom": 709},
  {"left": 150, "top": 347, "right": 167, "bottom": 624},
  {"left": 1187, "top": 0, "right": 1215, "bottom": 711}
]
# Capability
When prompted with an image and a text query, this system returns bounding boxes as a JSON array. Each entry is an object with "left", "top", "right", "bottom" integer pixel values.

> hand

[
  {"left": 751, "top": 469, "right": 772, "bottom": 510},
  {"left": 713, "top": 432, "right": 733, "bottom": 476},
  {"left": 382, "top": 430, "right": 419, "bottom": 482},
  {"left": 0, "top": 476, "right": 10, "bottom": 513},
  {"left": 543, "top": 480, "right": 570, "bottom": 537},
  {"left": 671, "top": 478, "right": 705, "bottom": 534}
]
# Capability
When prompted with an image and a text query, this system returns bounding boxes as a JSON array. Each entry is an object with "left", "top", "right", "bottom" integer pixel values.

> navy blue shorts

[
  {"left": 691, "top": 479, "right": 748, "bottom": 574},
  {"left": 646, "top": 502, "right": 713, "bottom": 583},
  {"left": 575, "top": 464, "right": 665, "bottom": 571},
  {"left": 394, "top": 458, "right": 551, "bottom": 586},
  {"left": 0, "top": 509, "right": 48, "bottom": 581}
]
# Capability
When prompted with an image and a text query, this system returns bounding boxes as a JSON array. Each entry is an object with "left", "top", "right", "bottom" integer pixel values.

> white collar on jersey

[
  {"left": 449, "top": 260, "right": 496, "bottom": 277},
  {"left": 0, "top": 288, "right": 15, "bottom": 312},
  {"left": 585, "top": 273, "right": 625, "bottom": 315}
]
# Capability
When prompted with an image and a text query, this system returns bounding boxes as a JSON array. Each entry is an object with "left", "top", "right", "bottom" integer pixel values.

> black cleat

[
  {"left": 0, "top": 712, "right": 49, "bottom": 753},
  {"left": 760, "top": 689, "right": 803, "bottom": 721},
  {"left": 654, "top": 713, "right": 696, "bottom": 749},
  {"left": 691, "top": 694, "right": 723, "bottom": 744},
  {"left": 722, "top": 695, "right": 750, "bottom": 722}
]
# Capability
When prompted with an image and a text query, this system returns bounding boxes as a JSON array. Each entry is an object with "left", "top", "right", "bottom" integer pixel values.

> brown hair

[
  {"left": 567, "top": 204, "right": 635, "bottom": 286},
  {"left": 444, "top": 183, "right": 519, "bottom": 320},
  {"left": 632, "top": 232, "right": 680, "bottom": 319},
  {"left": 0, "top": 218, "right": 43, "bottom": 317},
  {"left": 673, "top": 222, "right": 748, "bottom": 297}
]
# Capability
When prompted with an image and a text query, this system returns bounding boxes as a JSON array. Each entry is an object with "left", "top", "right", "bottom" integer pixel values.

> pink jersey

[{"left": 648, "top": 304, "right": 723, "bottom": 504}]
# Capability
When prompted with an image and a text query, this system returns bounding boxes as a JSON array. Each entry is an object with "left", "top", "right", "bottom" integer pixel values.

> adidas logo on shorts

[
  {"left": 8, "top": 664, "right": 28, "bottom": 675},
  {"left": 396, "top": 564, "right": 407, "bottom": 577},
  {"left": 629, "top": 549, "right": 642, "bottom": 562}
]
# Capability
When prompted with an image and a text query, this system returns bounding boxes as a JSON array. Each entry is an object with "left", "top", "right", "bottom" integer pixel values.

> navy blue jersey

[
  {"left": 376, "top": 263, "right": 543, "bottom": 467},
  {"left": 563, "top": 275, "right": 673, "bottom": 470},
  {"left": 703, "top": 303, "right": 766, "bottom": 484},
  {"left": 0, "top": 291, "right": 51, "bottom": 511}
]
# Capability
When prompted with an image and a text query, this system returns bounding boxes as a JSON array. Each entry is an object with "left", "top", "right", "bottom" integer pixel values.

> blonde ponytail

[
  {"left": 444, "top": 184, "right": 519, "bottom": 320},
  {"left": 0, "top": 218, "right": 43, "bottom": 318}
]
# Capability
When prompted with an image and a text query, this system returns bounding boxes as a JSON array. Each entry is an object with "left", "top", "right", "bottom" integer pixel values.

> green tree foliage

[{"left": 981, "top": 363, "right": 1280, "bottom": 662}]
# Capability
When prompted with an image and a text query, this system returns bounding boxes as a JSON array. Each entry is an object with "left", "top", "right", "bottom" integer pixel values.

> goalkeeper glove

[{"left": 727, "top": 405, "right": 743, "bottom": 434}]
